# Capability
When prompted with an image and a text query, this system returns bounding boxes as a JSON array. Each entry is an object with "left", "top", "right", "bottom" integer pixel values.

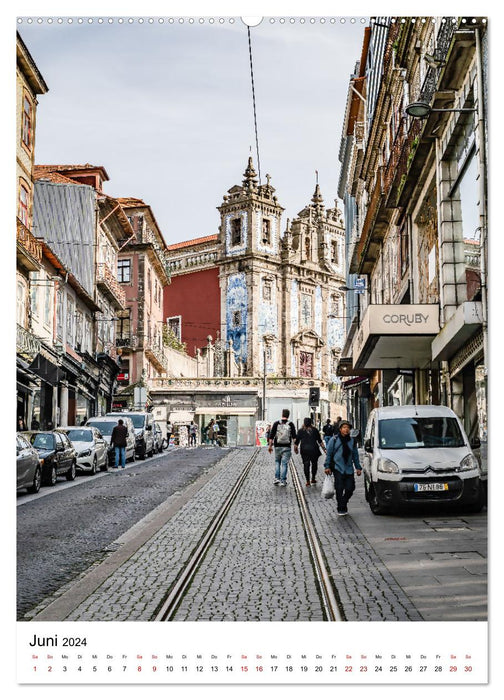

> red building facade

[{"left": 163, "top": 235, "right": 220, "bottom": 357}]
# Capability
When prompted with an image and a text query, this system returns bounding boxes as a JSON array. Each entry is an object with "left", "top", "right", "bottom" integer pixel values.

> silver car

[
  {"left": 63, "top": 426, "right": 109, "bottom": 474},
  {"left": 17, "top": 434, "right": 42, "bottom": 494}
]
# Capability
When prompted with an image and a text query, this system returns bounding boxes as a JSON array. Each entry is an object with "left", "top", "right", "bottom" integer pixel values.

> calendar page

[{"left": 9, "top": 0, "right": 495, "bottom": 694}]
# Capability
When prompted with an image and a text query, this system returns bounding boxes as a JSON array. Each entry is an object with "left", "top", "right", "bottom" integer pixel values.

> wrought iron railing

[
  {"left": 16, "top": 218, "right": 42, "bottom": 262},
  {"left": 383, "top": 18, "right": 458, "bottom": 204},
  {"left": 16, "top": 323, "right": 40, "bottom": 359},
  {"left": 96, "top": 263, "right": 126, "bottom": 307}
]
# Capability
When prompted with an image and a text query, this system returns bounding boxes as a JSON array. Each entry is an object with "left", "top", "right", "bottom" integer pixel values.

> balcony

[
  {"left": 116, "top": 335, "right": 138, "bottom": 350},
  {"left": 96, "top": 263, "right": 126, "bottom": 308},
  {"left": 384, "top": 19, "right": 458, "bottom": 209},
  {"left": 350, "top": 168, "right": 388, "bottom": 275},
  {"left": 16, "top": 218, "right": 42, "bottom": 271},
  {"left": 144, "top": 338, "right": 169, "bottom": 373},
  {"left": 16, "top": 323, "right": 41, "bottom": 361}
]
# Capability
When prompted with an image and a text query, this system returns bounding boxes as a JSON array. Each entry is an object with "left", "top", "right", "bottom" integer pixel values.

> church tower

[
  {"left": 282, "top": 184, "right": 346, "bottom": 380},
  {"left": 217, "top": 157, "right": 285, "bottom": 376}
]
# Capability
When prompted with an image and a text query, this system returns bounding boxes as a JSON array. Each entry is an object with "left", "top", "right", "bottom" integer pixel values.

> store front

[{"left": 195, "top": 408, "right": 256, "bottom": 446}]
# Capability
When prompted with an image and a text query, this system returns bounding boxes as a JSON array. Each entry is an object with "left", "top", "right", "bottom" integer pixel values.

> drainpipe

[{"left": 475, "top": 26, "right": 488, "bottom": 378}]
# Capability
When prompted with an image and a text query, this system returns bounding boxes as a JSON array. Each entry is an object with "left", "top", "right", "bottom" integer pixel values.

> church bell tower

[{"left": 217, "top": 157, "right": 284, "bottom": 376}]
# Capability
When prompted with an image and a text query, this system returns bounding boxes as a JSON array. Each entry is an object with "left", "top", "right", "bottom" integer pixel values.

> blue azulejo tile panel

[{"left": 226, "top": 272, "right": 248, "bottom": 364}]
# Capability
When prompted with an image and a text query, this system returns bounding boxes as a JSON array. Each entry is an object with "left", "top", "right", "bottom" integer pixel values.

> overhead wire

[{"left": 247, "top": 26, "right": 262, "bottom": 184}]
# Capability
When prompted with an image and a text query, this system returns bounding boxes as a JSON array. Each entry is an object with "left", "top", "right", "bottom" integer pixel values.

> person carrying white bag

[{"left": 323, "top": 420, "right": 362, "bottom": 515}]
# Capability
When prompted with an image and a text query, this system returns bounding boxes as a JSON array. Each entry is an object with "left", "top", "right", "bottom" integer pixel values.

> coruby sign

[{"left": 353, "top": 304, "right": 440, "bottom": 365}]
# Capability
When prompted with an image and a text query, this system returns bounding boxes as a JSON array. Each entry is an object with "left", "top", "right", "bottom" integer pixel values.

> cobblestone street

[{"left": 22, "top": 447, "right": 487, "bottom": 623}]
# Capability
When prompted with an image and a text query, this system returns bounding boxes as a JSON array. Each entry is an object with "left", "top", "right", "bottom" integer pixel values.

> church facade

[
  {"left": 217, "top": 158, "right": 346, "bottom": 383},
  {"left": 158, "top": 158, "right": 347, "bottom": 437}
]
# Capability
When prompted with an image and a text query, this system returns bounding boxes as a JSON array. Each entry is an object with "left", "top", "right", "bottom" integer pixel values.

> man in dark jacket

[
  {"left": 322, "top": 418, "right": 334, "bottom": 448},
  {"left": 268, "top": 408, "right": 297, "bottom": 487},
  {"left": 324, "top": 420, "right": 361, "bottom": 515},
  {"left": 111, "top": 418, "right": 128, "bottom": 469}
]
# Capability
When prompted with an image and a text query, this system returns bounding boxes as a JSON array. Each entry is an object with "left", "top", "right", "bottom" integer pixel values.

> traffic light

[{"left": 308, "top": 387, "right": 320, "bottom": 406}]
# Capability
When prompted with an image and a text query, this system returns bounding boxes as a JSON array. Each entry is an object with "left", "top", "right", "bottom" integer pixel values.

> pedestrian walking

[
  {"left": 166, "top": 420, "right": 173, "bottom": 448},
  {"left": 322, "top": 418, "right": 334, "bottom": 448},
  {"left": 207, "top": 419, "right": 218, "bottom": 445},
  {"left": 268, "top": 408, "right": 297, "bottom": 486},
  {"left": 294, "top": 417, "right": 326, "bottom": 487},
  {"left": 324, "top": 420, "right": 362, "bottom": 515},
  {"left": 17, "top": 417, "right": 27, "bottom": 431},
  {"left": 189, "top": 421, "right": 198, "bottom": 446},
  {"left": 111, "top": 418, "right": 128, "bottom": 469}
]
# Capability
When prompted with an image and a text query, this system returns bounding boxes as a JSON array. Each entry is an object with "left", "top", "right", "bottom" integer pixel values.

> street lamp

[
  {"left": 405, "top": 101, "right": 477, "bottom": 119},
  {"left": 262, "top": 334, "right": 276, "bottom": 421}
]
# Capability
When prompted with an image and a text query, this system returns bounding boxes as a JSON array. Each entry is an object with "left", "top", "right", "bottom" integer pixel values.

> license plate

[{"left": 414, "top": 483, "right": 449, "bottom": 492}]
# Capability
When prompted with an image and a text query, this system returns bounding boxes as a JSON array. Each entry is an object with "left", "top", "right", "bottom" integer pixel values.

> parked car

[
  {"left": 153, "top": 421, "right": 164, "bottom": 453},
  {"left": 106, "top": 411, "right": 155, "bottom": 459},
  {"left": 86, "top": 416, "right": 136, "bottom": 465},
  {"left": 16, "top": 433, "right": 42, "bottom": 494},
  {"left": 63, "top": 426, "right": 109, "bottom": 474},
  {"left": 20, "top": 430, "right": 77, "bottom": 486},
  {"left": 361, "top": 405, "right": 484, "bottom": 515}
]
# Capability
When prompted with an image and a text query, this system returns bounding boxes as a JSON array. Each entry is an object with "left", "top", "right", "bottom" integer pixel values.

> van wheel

[{"left": 368, "top": 485, "right": 389, "bottom": 515}]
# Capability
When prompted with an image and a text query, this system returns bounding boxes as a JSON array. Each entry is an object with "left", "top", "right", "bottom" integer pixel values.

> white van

[{"left": 362, "top": 405, "right": 483, "bottom": 514}]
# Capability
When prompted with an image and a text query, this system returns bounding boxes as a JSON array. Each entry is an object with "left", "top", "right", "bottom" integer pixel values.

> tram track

[{"left": 154, "top": 448, "right": 344, "bottom": 622}]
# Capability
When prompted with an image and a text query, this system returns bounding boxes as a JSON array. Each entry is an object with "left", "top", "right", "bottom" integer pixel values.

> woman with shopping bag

[{"left": 324, "top": 420, "right": 362, "bottom": 515}]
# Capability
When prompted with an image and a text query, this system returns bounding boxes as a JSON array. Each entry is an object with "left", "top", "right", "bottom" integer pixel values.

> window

[
  {"left": 299, "top": 351, "right": 314, "bottom": 378},
  {"left": 75, "top": 310, "right": 83, "bottom": 349},
  {"left": 231, "top": 218, "right": 242, "bottom": 246},
  {"left": 30, "top": 278, "right": 39, "bottom": 319},
  {"left": 56, "top": 289, "right": 63, "bottom": 340},
  {"left": 167, "top": 316, "right": 181, "bottom": 341},
  {"left": 22, "top": 95, "right": 32, "bottom": 149},
  {"left": 118, "top": 259, "right": 131, "bottom": 283},
  {"left": 262, "top": 218, "right": 271, "bottom": 245},
  {"left": 116, "top": 310, "right": 131, "bottom": 342},
  {"left": 262, "top": 280, "right": 272, "bottom": 301},
  {"left": 17, "top": 280, "right": 26, "bottom": 326},
  {"left": 18, "top": 183, "right": 29, "bottom": 226},
  {"left": 66, "top": 297, "right": 75, "bottom": 345},
  {"left": 233, "top": 310, "right": 241, "bottom": 328}
]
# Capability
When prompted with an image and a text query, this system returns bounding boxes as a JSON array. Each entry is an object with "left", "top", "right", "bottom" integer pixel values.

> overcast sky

[{"left": 18, "top": 15, "right": 367, "bottom": 245}]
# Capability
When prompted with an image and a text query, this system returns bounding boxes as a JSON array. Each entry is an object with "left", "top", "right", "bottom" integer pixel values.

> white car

[
  {"left": 86, "top": 416, "right": 136, "bottom": 465},
  {"left": 64, "top": 426, "right": 109, "bottom": 474},
  {"left": 362, "top": 405, "right": 484, "bottom": 515}
]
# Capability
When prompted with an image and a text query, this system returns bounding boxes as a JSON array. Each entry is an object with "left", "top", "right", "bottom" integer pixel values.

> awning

[
  {"left": 193, "top": 407, "right": 257, "bottom": 416},
  {"left": 169, "top": 411, "right": 195, "bottom": 424},
  {"left": 431, "top": 301, "right": 483, "bottom": 361},
  {"left": 352, "top": 304, "right": 440, "bottom": 370},
  {"left": 28, "top": 353, "right": 64, "bottom": 384},
  {"left": 342, "top": 376, "right": 369, "bottom": 389}
]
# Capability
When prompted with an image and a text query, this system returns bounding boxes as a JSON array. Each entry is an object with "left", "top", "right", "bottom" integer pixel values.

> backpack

[{"left": 276, "top": 421, "right": 291, "bottom": 445}]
